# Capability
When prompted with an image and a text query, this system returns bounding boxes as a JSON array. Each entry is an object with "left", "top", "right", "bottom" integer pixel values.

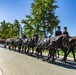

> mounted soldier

[
  {"left": 33, "top": 32, "right": 39, "bottom": 43},
  {"left": 55, "top": 26, "right": 62, "bottom": 57},
  {"left": 63, "top": 27, "right": 69, "bottom": 37},
  {"left": 62, "top": 36, "right": 76, "bottom": 62},
  {"left": 55, "top": 26, "right": 62, "bottom": 36}
]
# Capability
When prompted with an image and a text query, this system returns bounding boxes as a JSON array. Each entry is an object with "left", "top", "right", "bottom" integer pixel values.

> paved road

[{"left": 0, "top": 47, "right": 76, "bottom": 75}]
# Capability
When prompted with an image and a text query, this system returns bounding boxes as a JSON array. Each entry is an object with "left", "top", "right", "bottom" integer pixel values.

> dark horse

[
  {"left": 4, "top": 38, "right": 14, "bottom": 49},
  {"left": 61, "top": 36, "right": 76, "bottom": 62},
  {"left": 35, "top": 37, "right": 50, "bottom": 58},
  {"left": 44, "top": 34, "right": 68, "bottom": 62},
  {"left": 26, "top": 37, "right": 37, "bottom": 55},
  {"left": 21, "top": 38, "right": 28, "bottom": 53}
]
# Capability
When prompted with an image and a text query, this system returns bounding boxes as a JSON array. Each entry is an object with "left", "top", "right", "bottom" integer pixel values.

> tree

[
  {"left": 22, "top": 0, "right": 60, "bottom": 37},
  {"left": 0, "top": 20, "right": 11, "bottom": 39},
  {"left": 22, "top": 16, "right": 34, "bottom": 37},
  {"left": 0, "top": 20, "right": 20, "bottom": 39}
]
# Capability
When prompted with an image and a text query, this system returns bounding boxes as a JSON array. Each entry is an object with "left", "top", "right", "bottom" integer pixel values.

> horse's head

[
  {"left": 69, "top": 36, "right": 76, "bottom": 47},
  {"left": 54, "top": 34, "right": 68, "bottom": 47},
  {"left": 55, "top": 34, "right": 66, "bottom": 41}
]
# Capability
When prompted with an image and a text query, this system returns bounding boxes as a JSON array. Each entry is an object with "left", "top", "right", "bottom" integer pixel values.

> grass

[
  {"left": 43, "top": 48, "right": 76, "bottom": 58},
  {"left": 59, "top": 50, "right": 76, "bottom": 58}
]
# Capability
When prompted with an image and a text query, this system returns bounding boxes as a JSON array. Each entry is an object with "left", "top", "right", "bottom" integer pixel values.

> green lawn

[
  {"left": 59, "top": 50, "right": 76, "bottom": 58},
  {"left": 43, "top": 48, "right": 76, "bottom": 58}
]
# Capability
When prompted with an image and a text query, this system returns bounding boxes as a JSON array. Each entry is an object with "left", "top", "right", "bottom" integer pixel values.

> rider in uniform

[
  {"left": 62, "top": 27, "right": 76, "bottom": 62},
  {"left": 63, "top": 27, "right": 69, "bottom": 37},
  {"left": 62, "top": 26, "right": 69, "bottom": 45},
  {"left": 55, "top": 26, "right": 62, "bottom": 45},
  {"left": 33, "top": 32, "right": 39, "bottom": 43},
  {"left": 55, "top": 26, "right": 62, "bottom": 36},
  {"left": 55, "top": 26, "right": 62, "bottom": 58}
]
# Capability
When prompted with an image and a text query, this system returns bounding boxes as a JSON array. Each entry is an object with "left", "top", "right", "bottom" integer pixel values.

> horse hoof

[{"left": 61, "top": 59, "right": 66, "bottom": 63}]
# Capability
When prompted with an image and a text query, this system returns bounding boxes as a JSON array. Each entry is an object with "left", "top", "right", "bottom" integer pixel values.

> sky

[{"left": 0, "top": 0, "right": 76, "bottom": 36}]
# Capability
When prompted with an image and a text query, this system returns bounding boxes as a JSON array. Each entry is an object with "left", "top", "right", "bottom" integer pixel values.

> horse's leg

[
  {"left": 40, "top": 48, "right": 43, "bottom": 59},
  {"left": 15, "top": 45, "right": 17, "bottom": 51},
  {"left": 18, "top": 46, "right": 21, "bottom": 52},
  {"left": 62, "top": 48, "right": 71, "bottom": 62},
  {"left": 48, "top": 51, "right": 50, "bottom": 57},
  {"left": 31, "top": 47, "right": 34, "bottom": 56},
  {"left": 61, "top": 47, "right": 67, "bottom": 62},
  {"left": 71, "top": 47, "right": 76, "bottom": 61},
  {"left": 36, "top": 47, "right": 40, "bottom": 59},
  {"left": 35, "top": 47, "right": 39, "bottom": 58},
  {"left": 46, "top": 49, "right": 52, "bottom": 61},
  {"left": 27, "top": 47, "right": 29, "bottom": 55},
  {"left": 22, "top": 45, "right": 24, "bottom": 53},
  {"left": 52, "top": 49, "right": 56, "bottom": 63},
  {"left": 4, "top": 43, "right": 6, "bottom": 48},
  {"left": 8, "top": 44, "right": 10, "bottom": 49},
  {"left": 11, "top": 44, "right": 12, "bottom": 50},
  {"left": 72, "top": 49, "right": 76, "bottom": 61},
  {"left": 25, "top": 46, "right": 26, "bottom": 54},
  {"left": 12, "top": 45, "right": 14, "bottom": 50},
  {"left": 57, "top": 50, "right": 59, "bottom": 58}
]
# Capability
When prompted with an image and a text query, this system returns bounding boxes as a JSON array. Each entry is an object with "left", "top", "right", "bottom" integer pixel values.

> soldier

[
  {"left": 55, "top": 26, "right": 62, "bottom": 36},
  {"left": 55, "top": 26, "right": 62, "bottom": 46},
  {"left": 62, "top": 27, "right": 76, "bottom": 62},
  {"left": 62, "top": 27, "right": 69, "bottom": 44},
  {"left": 33, "top": 32, "right": 39, "bottom": 43},
  {"left": 63, "top": 27, "right": 69, "bottom": 37},
  {"left": 55, "top": 26, "right": 62, "bottom": 58}
]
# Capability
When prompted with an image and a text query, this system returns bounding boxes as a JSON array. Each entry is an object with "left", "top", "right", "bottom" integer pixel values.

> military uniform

[
  {"left": 55, "top": 26, "right": 62, "bottom": 58},
  {"left": 63, "top": 27, "right": 69, "bottom": 37},
  {"left": 55, "top": 26, "right": 62, "bottom": 46},
  {"left": 55, "top": 30, "right": 62, "bottom": 36},
  {"left": 33, "top": 33, "right": 39, "bottom": 43}
]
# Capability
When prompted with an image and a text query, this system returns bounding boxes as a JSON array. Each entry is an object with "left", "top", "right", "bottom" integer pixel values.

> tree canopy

[
  {"left": 0, "top": 0, "right": 60, "bottom": 39},
  {"left": 22, "top": 0, "right": 60, "bottom": 38},
  {"left": 0, "top": 19, "right": 20, "bottom": 39}
]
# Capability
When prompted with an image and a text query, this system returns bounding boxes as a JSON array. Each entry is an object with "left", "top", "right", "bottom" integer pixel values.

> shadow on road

[{"left": 48, "top": 59, "right": 76, "bottom": 70}]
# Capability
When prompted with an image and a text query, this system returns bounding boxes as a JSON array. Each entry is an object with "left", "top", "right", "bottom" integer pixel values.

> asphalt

[{"left": 0, "top": 47, "right": 76, "bottom": 75}]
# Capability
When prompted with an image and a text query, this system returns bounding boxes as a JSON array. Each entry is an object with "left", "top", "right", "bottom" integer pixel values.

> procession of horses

[{"left": 3, "top": 33, "right": 76, "bottom": 63}]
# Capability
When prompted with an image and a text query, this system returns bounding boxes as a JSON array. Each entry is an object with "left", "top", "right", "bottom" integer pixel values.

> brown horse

[
  {"left": 26, "top": 37, "right": 37, "bottom": 55},
  {"left": 35, "top": 37, "right": 50, "bottom": 59},
  {"left": 62, "top": 36, "right": 76, "bottom": 62},
  {"left": 21, "top": 38, "right": 28, "bottom": 53},
  {"left": 45, "top": 34, "right": 67, "bottom": 62}
]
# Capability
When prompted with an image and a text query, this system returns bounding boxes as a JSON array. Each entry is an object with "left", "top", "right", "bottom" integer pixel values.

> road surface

[{"left": 0, "top": 47, "right": 76, "bottom": 75}]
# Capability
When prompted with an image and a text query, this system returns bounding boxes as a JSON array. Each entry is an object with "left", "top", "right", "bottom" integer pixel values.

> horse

[
  {"left": 26, "top": 37, "right": 37, "bottom": 55},
  {"left": 21, "top": 38, "right": 28, "bottom": 53},
  {"left": 44, "top": 34, "right": 68, "bottom": 62},
  {"left": 35, "top": 37, "right": 50, "bottom": 58},
  {"left": 4, "top": 38, "right": 14, "bottom": 49},
  {"left": 13, "top": 38, "right": 20, "bottom": 50},
  {"left": 11, "top": 38, "right": 22, "bottom": 52},
  {"left": 62, "top": 36, "right": 76, "bottom": 62}
]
